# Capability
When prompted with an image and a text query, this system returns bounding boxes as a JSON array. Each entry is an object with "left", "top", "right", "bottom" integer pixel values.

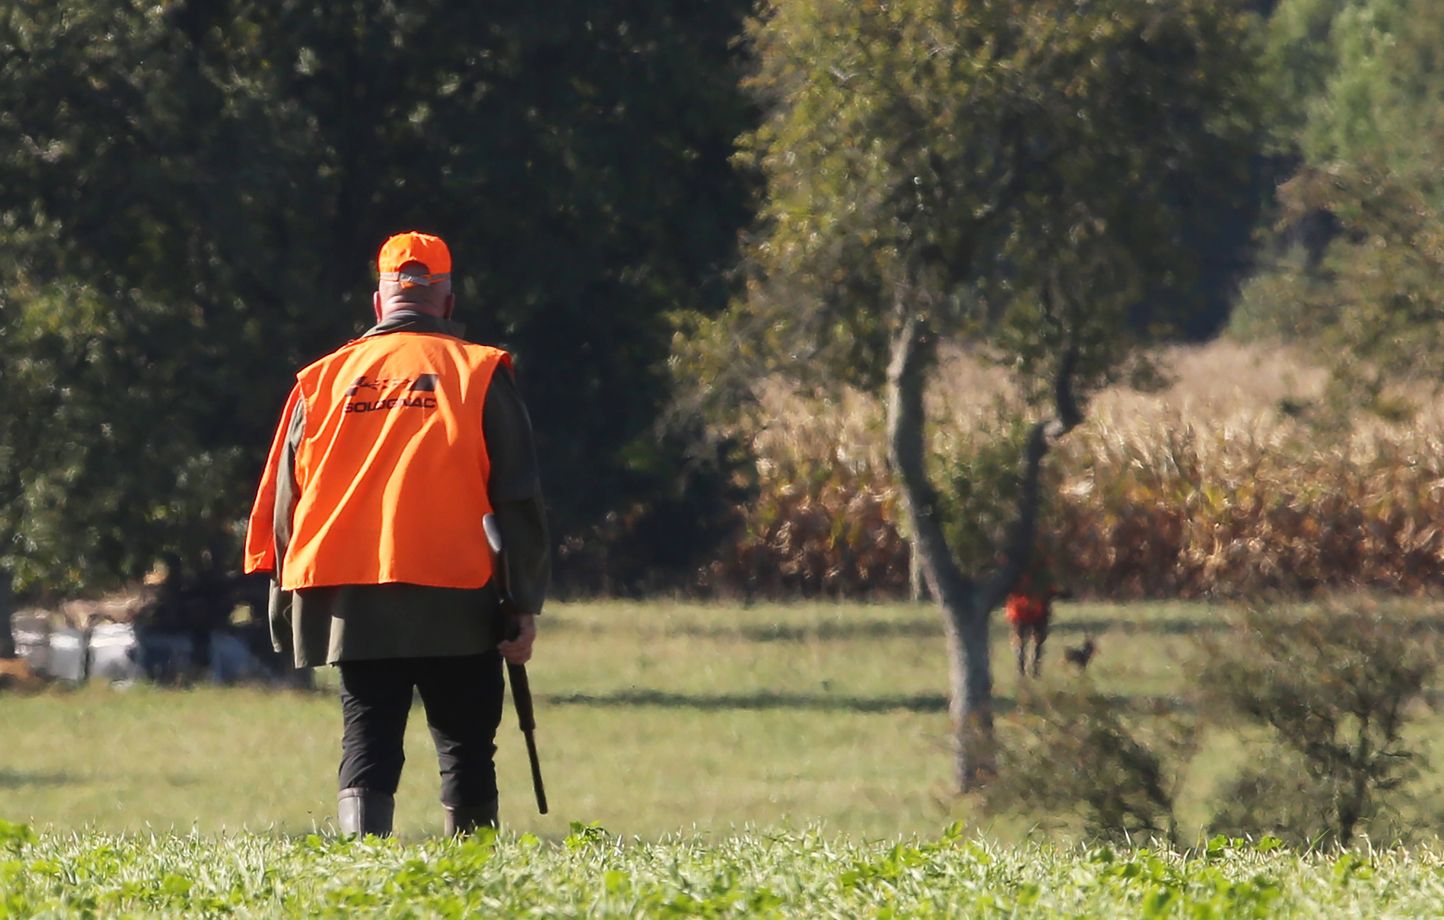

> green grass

[
  {"left": 6, "top": 599, "right": 1444, "bottom": 916},
  {"left": 4, "top": 600, "right": 969, "bottom": 839},
  {"left": 3, "top": 822, "right": 1442, "bottom": 917},
  {"left": 8, "top": 598, "right": 1444, "bottom": 841}
]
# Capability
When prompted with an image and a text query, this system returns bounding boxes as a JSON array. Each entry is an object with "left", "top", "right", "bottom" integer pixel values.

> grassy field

[
  {"left": 5, "top": 598, "right": 1444, "bottom": 916},
  {"left": 6, "top": 822, "right": 1443, "bottom": 918},
  {"left": 0, "top": 599, "right": 1238, "bottom": 841},
  {"left": 9, "top": 596, "right": 1444, "bottom": 842}
]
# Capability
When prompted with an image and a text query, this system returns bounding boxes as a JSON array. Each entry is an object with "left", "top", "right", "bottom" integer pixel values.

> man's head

[{"left": 374, "top": 231, "right": 455, "bottom": 320}]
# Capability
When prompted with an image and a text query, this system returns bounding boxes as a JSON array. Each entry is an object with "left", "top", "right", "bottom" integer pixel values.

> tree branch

[{"left": 981, "top": 280, "right": 1085, "bottom": 610}]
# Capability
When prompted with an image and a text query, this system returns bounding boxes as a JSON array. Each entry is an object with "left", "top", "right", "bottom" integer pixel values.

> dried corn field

[{"left": 701, "top": 341, "right": 1444, "bottom": 599}]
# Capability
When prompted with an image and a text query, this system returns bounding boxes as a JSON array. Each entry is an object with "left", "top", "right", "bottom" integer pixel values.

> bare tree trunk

[
  {"left": 887, "top": 315, "right": 994, "bottom": 789},
  {"left": 940, "top": 592, "right": 996, "bottom": 787},
  {"left": 886, "top": 293, "right": 1084, "bottom": 792},
  {"left": 908, "top": 539, "right": 931, "bottom": 602},
  {"left": 0, "top": 569, "right": 13, "bottom": 660}
]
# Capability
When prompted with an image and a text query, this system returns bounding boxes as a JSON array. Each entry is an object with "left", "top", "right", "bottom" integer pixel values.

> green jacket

[{"left": 266, "top": 311, "right": 550, "bottom": 668}]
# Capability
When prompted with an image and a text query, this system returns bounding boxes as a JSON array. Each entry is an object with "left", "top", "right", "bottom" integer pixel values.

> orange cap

[{"left": 378, "top": 231, "right": 452, "bottom": 287}]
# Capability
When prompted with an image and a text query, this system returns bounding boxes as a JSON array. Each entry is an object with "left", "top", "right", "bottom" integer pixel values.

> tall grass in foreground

[
  {"left": 703, "top": 342, "right": 1444, "bottom": 598},
  {"left": 0, "top": 821, "right": 1438, "bottom": 918}
]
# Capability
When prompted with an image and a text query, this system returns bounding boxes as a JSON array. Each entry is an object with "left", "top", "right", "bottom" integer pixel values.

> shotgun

[{"left": 482, "top": 513, "right": 549, "bottom": 815}]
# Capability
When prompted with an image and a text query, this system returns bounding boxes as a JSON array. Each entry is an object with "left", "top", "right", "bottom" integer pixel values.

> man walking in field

[
  {"left": 1005, "top": 555, "right": 1067, "bottom": 679},
  {"left": 243, "top": 231, "right": 549, "bottom": 837}
]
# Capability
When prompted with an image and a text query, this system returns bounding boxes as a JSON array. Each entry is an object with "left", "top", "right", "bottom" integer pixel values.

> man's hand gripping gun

[{"left": 482, "top": 513, "right": 549, "bottom": 815}]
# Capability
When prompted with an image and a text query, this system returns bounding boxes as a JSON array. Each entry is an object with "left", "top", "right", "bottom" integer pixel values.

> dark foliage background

[
  {"left": 0, "top": 0, "right": 754, "bottom": 596},
  {"left": 5, "top": 0, "right": 1421, "bottom": 601}
]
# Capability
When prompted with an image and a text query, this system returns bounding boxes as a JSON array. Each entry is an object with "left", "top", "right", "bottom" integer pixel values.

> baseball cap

[{"left": 378, "top": 231, "right": 452, "bottom": 287}]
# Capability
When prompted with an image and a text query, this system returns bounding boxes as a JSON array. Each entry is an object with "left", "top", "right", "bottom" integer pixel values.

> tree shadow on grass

[
  {"left": 1049, "top": 617, "right": 1228, "bottom": 636},
  {"left": 733, "top": 621, "right": 943, "bottom": 642},
  {"left": 544, "top": 689, "right": 952, "bottom": 714},
  {"left": 549, "top": 618, "right": 943, "bottom": 642},
  {"left": 544, "top": 688, "right": 1195, "bottom": 716},
  {"left": 552, "top": 615, "right": 1232, "bottom": 642},
  {"left": 0, "top": 769, "right": 75, "bottom": 788}
]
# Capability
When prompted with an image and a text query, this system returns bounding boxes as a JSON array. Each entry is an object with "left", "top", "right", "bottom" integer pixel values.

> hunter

[{"left": 243, "top": 231, "right": 549, "bottom": 837}]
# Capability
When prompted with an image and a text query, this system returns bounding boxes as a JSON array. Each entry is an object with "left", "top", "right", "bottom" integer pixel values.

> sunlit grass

[
  {"left": 3, "top": 822, "right": 1442, "bottom": 917},
  {"left": 8, "top": 597, "right": 1444, "bottom": 845},
  {"left": 6, "top": 597, "right": 1444, "bottom": 915}
]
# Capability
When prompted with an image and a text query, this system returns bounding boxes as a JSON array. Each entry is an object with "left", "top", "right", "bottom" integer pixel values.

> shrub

[
  {"left": 983, "top": 685, "right": 1195, "bottom": 845},
  {"left": 1197, "top": 597, "right": 1440, "bottom": 845}
]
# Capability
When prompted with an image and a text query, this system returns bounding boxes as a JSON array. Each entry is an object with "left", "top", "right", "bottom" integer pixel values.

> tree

[
  {"left": 702, "top": 0, "right": 1262, "bottom": 789},
  {"left": 984, "top": 686, "right": 1194, "bottom": 845},
  {"left": 1200, "top": 599, "right": 1439, "bottom": 845},
  {"left": 1234, "top": 0, "right": 1444, "bottom": 411},
  {"left": 1243, "top": 165, "right": 1444, "bottom": 416},
  {"left": 1265, "top": 0, "right": 1444, "bottom": 172},
  {"left": 0, "top": 1, "right": 753, "bottom": 596}
]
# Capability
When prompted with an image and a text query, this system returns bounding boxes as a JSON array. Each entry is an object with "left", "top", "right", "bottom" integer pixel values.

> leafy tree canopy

[
  {"left": 0, "top": 0, "right": 753, "bottom": 594},
  {"left": 1236, "top": 0, "right": 1444, "bottom": 411},
  {"left": 1266, "top": 0, "right": 1444, "bottom": 175},
  {"left": 691, "top": 0, "right": 1263, "bottom": 403},
  {"left": 685, "top": 0, "right": 1264, "bottom": 790}
]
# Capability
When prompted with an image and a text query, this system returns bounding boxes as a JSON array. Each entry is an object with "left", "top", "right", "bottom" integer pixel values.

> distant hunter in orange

[{"left": 1004, "top": 559, "right": 1066, "bottom": 679}]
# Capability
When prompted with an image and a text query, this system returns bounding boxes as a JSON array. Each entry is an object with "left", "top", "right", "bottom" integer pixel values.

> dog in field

[
  {"left": 1005, "top": 572, "right": 1066, "bottom": 679},
  {"left": 1063, "top": 635, "right": 1098, "bottom": 671}
]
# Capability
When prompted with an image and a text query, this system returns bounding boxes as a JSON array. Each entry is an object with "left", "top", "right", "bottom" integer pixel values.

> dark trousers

[{"left": 338, "top": 652, "right": 504, "bottom": 807}]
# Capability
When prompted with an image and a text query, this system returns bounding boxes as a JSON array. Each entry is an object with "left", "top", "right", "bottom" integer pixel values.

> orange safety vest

[
  {"left": 243, "top": 332, "right": 510, "bottom": 591},
  {"left": 1004, "top": 573, "right": 1051, "bottom": 627},
  {"left": 1005, "top": 592, "right": 1049, "bottom": 627}
]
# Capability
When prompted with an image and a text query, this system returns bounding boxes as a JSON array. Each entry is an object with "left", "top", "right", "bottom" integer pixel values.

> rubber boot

[
  {"left": 444, "top": 798, "right": 499, "bottom": 837},
  {"left": 338, "top": 787, "right": 395, "bottom": 838}
]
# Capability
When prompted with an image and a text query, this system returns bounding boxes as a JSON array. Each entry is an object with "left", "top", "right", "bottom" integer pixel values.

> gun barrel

[
  {"left": 525, "top": 731, "right": 548, "bottom": 814},
  {"left": 507, "top": 662, "right": 536, "bottom": 732},
  {"left": 486, "top": 513, "right": 547, "bottom": 815}
]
